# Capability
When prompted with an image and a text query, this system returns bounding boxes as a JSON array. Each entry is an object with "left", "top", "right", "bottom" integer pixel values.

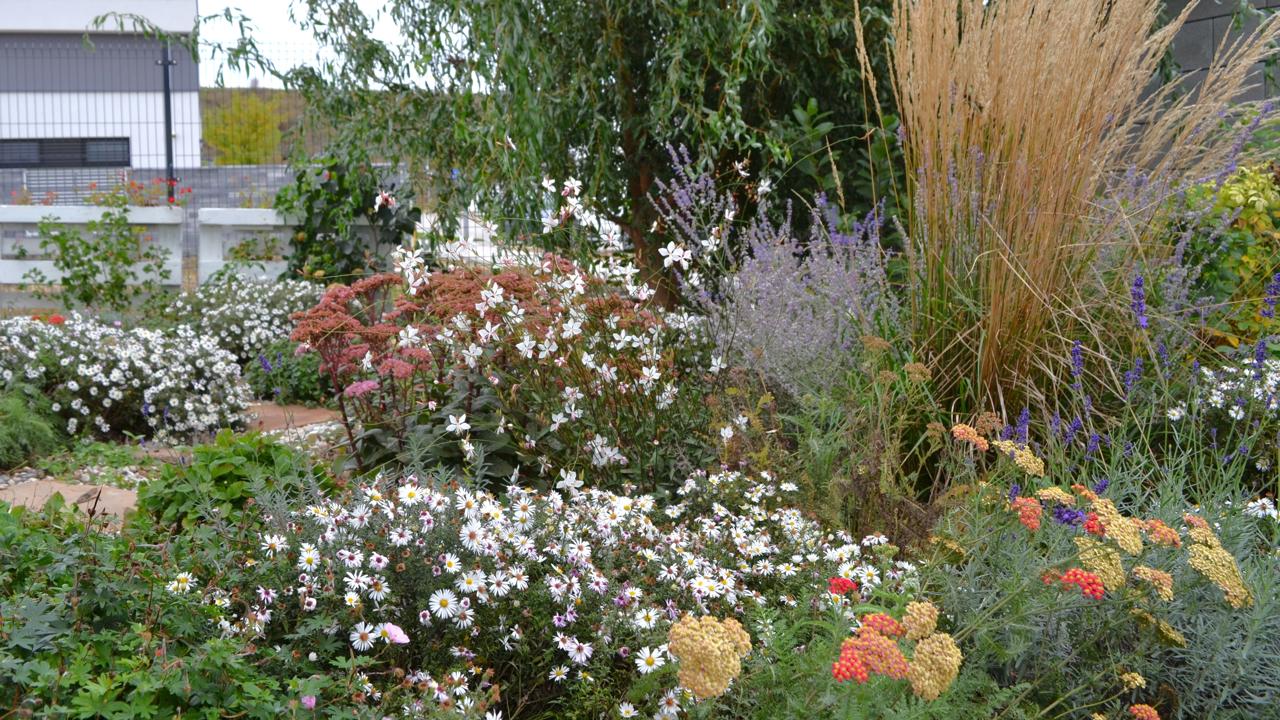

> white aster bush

[
  {"left": 0, "top": 314, "right": 249, "bottom": 441},
  {"left": 167, "top": 272, "right": 322, "bottom": 364},
  {"left": 198, "top": 464, "right": 915, "bottom": 718}
]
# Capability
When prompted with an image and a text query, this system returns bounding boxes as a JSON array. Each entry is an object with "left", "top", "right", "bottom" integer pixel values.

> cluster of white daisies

[
  {"left": 0, "top": 314, "right": 249, "bottom": 441},
  {"left": 184, "top": 467, "right": 913, "bottom": 718}
]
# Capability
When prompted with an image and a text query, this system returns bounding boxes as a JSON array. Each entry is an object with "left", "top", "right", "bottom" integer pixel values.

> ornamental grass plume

[
  {"left": 907, "top": 633, "right": 962, "bottom": 701},
  {"left": 902, "top": 601, "right": 939, "bottom": 641},
  {"left": 1075, "top": 536, "right": 1127, "bottom": 591},
  {"left": 855, "top": 0, "right": 1280, "bottom": 410},
  {"left": 667, "top": 614, "right": 751, "bottom": 699}
]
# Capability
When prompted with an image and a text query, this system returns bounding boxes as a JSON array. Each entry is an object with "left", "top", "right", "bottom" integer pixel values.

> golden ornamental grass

[{"left": 857, "top": 0, "right": 1280, "bottom": 409}]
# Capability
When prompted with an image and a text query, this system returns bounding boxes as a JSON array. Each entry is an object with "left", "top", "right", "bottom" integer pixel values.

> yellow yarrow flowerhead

[
  {"left": 667, "top": 614, "right": 752, "bottom": 699},
  {"left": 1092, "top": 498, "right": 1144, "bottom": 555},
  {"left": 1119, "top": 671, "right": 1147, "bottom": 690},
  {"left": 1132, "top": 566, "right": 1174, "bottom": 601},
  {"left": 991, "top": 440, "right": 1046, "bottom": 478},
  {"left": 1181, "top": 514, "right": 1252, "bottom": 608},
  {"left": 1187, "top": 543, "right": 1253, "bottom": 608},
  {"left": 907, "top": 633, "right": 962, "bottom": 701},
  {"left": 1035, "top": 487, "right": 1075, "bottom": 506},
  {"left": 1075, "top": 536, "right": 1126, "bottom": 591},
  {"left": 1130, "top": 609, "right": 1187, "bottom": 647},
  {"left": 903, "top": 601, "right": 940, "bottom": 641}
]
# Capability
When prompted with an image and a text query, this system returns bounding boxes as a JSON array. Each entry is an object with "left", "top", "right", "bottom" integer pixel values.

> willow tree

[{"left": 221, "top": 0, "right": 895, "bottom": 295}]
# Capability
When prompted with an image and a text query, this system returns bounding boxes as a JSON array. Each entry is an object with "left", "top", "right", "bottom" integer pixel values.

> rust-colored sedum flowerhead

[
  {"left": 908, "top": 632, "right": 962, "bottom": 700},
  {"left": 667, "top": 614, "right": 752, "bottom": 699},
  {"left": 903, "top": 601, "right": 940, "bottom": 641}
]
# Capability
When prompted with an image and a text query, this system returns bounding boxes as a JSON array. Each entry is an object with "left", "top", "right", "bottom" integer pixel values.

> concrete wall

[{"left": 1168, "top": 0, "right": 1280, "bottom": 101}]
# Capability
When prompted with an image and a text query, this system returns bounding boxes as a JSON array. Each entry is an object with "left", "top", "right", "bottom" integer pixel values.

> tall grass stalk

[{"left": 859, "top": 0, "right": 1280, "bottom": 411}]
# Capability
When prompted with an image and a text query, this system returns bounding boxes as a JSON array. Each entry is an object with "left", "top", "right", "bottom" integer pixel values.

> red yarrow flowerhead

[
  {"left": 1084, "top": 512, "right": 1105, "bottom": 536},
  {"left": 832, "top": 650, "right": 870, "bottom": 683},
  {"left": 1012, "top": 496, "right": 1043, "bottom": 531},
  {"left": 1058, "top": 567, "right": 1105, "bottom": 600},
  {"left": 828, "top": 577, "right": 858, "bottom": 596},
  {"left": 859, "top": 613, "right": 905, "bottom": 638}
]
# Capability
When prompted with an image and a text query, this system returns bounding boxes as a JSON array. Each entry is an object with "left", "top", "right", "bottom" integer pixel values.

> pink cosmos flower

[{"left": 381, "top": 622, "right": 410, "bottom": 644}]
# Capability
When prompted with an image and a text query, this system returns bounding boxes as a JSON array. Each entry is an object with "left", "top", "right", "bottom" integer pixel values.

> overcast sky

[{"left": 198, "top": 1, "right": 404, "bottom": 88}]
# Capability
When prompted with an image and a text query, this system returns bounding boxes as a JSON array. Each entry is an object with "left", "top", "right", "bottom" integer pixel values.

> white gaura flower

[
  {"left": 446, "top": 414, "right": 471, "bottom": 435},
  {"left": 398, "top": 325, "right": 421, "bottom": 347},
  {"left": 634, "top": 646, "right": 665, "bottom": 674},
  {"left": 658, "top": 241, "right": 691, "bottom": 270},
  {"left": 430, "top": 589, "right": 460, "bottom": 619}
]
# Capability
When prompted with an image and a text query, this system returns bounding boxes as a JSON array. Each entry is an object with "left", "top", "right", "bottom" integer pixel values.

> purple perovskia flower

[{"left": 1131, "top": 275, "right": 1148, "bottom": 329}]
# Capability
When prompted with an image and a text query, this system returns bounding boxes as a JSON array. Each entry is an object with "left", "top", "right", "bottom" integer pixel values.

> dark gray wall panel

[{"left": 0, "top": 33, "right": 198, "bottom": 92}]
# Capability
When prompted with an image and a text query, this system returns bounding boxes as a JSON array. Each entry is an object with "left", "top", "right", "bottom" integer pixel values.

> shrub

[
  {"left": 1182, "top": 164, "right": 1280, "bottom": 345},
  {"left": 0, "top": 498, "right": 480, "bottom": 719},
  {"left": 20, "top": 182, "right": 178, "bottom": 314},
  {"left": 0, "top": 314, "right": 249, "bottom": 442},
  {"left": 652, "top": 158, "right": 900, "bottom": 398},
  {"left": 198, "top": 464, "right": 907, "bottom": 719},
  {"left": 137, "top": 430, "right": 320, "bottom": 531},
  {"left": 0, "top": 386, "right": 63, "bottom": 469},
  {"left": 866, "top": 0, "right": 1280, "bottom": 409},
  {"left": 274, "top": 156, "right": 422, "bottom": 280},
  {"left": 923, "top": 431, "right": 1280, "bottom": 719},
  {"left": 167, "top": 273, "right": 322, "bottom": 365},
  {"left": 291, "top": 252, "right": 716, "bottom": 487},
  {"left": 242, "top": 338, "right": 332, "bottom": 405}
]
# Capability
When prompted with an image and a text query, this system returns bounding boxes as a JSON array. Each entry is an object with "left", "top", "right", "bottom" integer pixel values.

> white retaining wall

[
  {"left": 0, "top": 204, "right": 184, "bottom": 285},
  {"left": 0, "top": 204, "right": 505, "bottom": 291}
]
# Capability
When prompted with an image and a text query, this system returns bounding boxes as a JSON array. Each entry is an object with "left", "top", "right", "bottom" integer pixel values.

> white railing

[
  {"left": 0, "top": 204, "right": 508, "bottom": 295},
  {"left": 0, "top": 204, "right": 184, "bottom": 285}
]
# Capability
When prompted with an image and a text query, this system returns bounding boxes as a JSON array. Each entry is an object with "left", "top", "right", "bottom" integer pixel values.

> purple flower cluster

[{"left": 1130, "top": 275, "right": 1148, "bottom": 329}]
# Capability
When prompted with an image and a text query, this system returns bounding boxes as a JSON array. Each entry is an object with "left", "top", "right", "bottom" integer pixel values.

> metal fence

[{"left": 0, "top": 33, "right": 497, "bottom": 285}]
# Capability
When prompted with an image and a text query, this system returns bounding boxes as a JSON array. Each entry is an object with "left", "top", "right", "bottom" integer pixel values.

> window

[{"left": 0, "top": 138, "right": 130, "bottom": 169}]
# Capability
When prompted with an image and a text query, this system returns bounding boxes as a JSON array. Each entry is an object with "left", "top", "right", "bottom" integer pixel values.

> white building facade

[{"left": 0, "top": 0, "right": 201, "bottom": 176}]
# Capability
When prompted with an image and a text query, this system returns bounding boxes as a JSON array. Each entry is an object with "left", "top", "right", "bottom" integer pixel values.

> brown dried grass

[{"left": 859, "top": 0, "right": 1280, "bottom": 410}]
